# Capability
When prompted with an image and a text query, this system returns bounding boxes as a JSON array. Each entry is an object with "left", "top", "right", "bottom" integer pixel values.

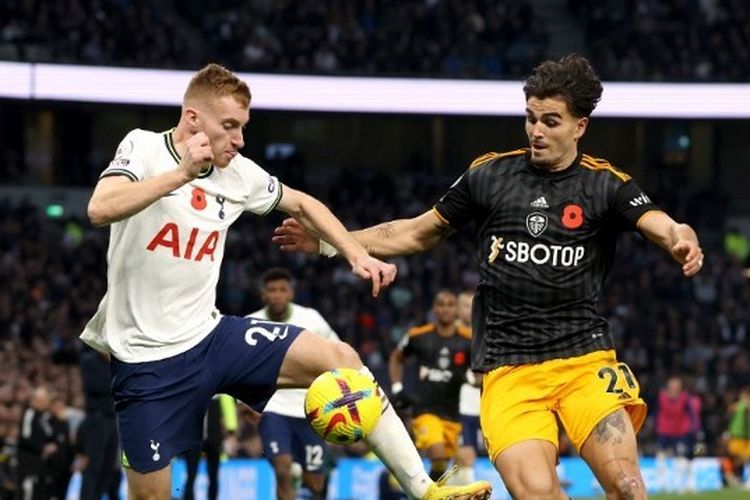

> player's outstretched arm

[
  {"left": 87, "top": 133, "right": 211, "bottom": 226},
  {"left": 637, "top": 211, "right": 704, "bottom": 277},
  {"left": 275, "top": 185, "right": 396, "bottom": 297},
  {"left": 274, "top": 208, "right": 455, "bottom": 259}
]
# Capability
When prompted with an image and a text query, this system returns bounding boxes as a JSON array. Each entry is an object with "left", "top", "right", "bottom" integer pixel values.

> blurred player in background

[
  {"left": 452, "top": 290, "right": 484, "bottom": 486},
  {"left": 727, "top": 387, "right": 750, "bottom": 486},
  {"left": 250, "top": 268, "right": 338, "bottom": 500},
  {"left": 275, "top": 53, "right": 704, "bottom": 500},
  {"left": 47, "top": 396, "right": 74, "bottom": 500},
  {"left": 77, "top": 347, "right": 120, "bottom": 500},
  {"left": 655, "top": 375, "right": 695, "bottom": 492},
  {"left": 389, "top": 290, "right": 472, "bottom": 481},
  {"left": 16, "top": 387, "right": 55, "bottom": 500},
  {"left": 82, "top": 63, "right": 490, "bottom": 500},
  {"left": 181, "top": 394, "right": 237, "bottom": 500}
]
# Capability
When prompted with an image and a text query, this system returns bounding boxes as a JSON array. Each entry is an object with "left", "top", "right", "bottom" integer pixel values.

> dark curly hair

[
  {"left": 523, "top": 54, "right": 603, "bottom": 118},
  {"left": 260, "top": 267, "right": 293, "bottom": 286}
]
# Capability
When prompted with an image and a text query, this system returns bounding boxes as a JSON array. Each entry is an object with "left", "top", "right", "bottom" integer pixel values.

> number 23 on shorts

[{"left": 597, "top": 362, "right": 639, "bottom": 396}]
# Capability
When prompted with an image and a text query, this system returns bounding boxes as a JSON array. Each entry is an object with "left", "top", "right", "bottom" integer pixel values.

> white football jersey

[
  {"left": 81, "top": 128, "right": 282, "bottom": 362},
  {"left": 249, "top": 303, "right": 339, "bottom": 418}
]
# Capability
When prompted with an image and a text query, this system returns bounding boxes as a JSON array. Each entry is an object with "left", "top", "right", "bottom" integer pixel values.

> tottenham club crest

[{"left": 526, "top": 212, "right": 548, "bottom": 238}]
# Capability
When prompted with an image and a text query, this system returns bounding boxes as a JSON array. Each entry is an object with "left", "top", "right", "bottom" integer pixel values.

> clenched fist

[{"left": 179, "top": 132, "right": 214, "bottom": 180}]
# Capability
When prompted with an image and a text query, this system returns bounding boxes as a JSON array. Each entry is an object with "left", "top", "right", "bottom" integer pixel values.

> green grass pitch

[{"left": 580, "top": 490, "right": 750, "bottom": 500}]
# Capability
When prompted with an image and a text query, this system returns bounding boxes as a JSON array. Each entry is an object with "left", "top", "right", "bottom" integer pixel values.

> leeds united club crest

[{"left": 526, "top": 212, "right": 548, "bottom": 237}]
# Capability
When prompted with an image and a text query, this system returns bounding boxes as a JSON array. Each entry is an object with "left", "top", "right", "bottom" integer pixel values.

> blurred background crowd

[{"left": 1, "top": 0, "right": 749, "bottom": 80}]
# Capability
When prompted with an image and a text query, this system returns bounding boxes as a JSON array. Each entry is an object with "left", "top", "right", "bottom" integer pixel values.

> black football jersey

[
  {"left": 398, "top": 323, "right": 472, "bottom": 421},
  {"left": 434, "top": 149, "right": 660, "bottom": 370}
]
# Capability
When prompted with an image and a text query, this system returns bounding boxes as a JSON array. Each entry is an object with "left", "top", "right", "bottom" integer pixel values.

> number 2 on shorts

[{"left": 597, "top": 363, "right": 637, "bottom": 394}]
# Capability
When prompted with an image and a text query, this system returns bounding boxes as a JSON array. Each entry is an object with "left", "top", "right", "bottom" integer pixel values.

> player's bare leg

[
  {"left": 427, "top": 442, "right": 450, "bottom": 480},
  {"left": 494, "top": 439, "right": 568, "bottom": 500},
  {"left": 277, "top": 331, "right": 491, "bottom": 499},
  {"left": 126, "top": 465, "right": 171, "bottom": 500},
  {"left": 269, "top": 454, "right": 296, "bottom": 500},
  {"left": 275, "top": 330, "right": 362, "bottom": 388},
  {"left": 302, "top": 470, "right": 326, "bottom": 498},
  {"left": 579, "top": 408, "right": 647, "bottom": 500}
]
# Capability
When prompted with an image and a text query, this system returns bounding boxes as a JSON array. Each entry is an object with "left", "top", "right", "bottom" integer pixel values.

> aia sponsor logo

[{"left": 146, "top": 223, "right": 219, "bottom": 261}]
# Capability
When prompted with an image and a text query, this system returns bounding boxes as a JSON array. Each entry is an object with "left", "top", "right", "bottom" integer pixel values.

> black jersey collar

[{"left": 524, "top": 150, "right": 582, "bottom": 179}]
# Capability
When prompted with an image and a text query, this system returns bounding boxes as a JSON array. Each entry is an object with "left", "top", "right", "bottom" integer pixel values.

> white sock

[
  {"left": 359, "top": 366, "right": 433, "bottom": 498},
  {"left": 446, "top": 465, "right": 475, "bottom": 485},
  {"left": 676, "top": 456, "right": 690, "bottom": 492},
  {"left": 656, "top": 452, "right": 668, "bottom": 491}
]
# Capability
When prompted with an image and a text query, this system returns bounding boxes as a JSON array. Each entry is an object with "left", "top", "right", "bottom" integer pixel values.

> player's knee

[
  {"left": 506, "top": 474, "right": 560, "bottom": 500},
  {"left": 125, "top": 467, "right": 171, "bottom": 500},
  {"left": 606, "top": 474, "right": 645, "bottom": 500},
  {"left": 272, "top": 456, "right": 294, "bottom": 481},
  {"left": 326, "top": 341, "right": 362, "bottom": 369}
]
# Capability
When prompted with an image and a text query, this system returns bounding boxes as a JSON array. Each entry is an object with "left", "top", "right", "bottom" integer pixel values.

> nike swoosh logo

[{"left": 164, "top": 192, "right": 178, "bottom": 197}]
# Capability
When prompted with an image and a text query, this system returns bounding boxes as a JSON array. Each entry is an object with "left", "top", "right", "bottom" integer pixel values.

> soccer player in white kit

[
  {"left": 81, "top": 63, "right": 491, "bottom": 500},
  {"left": 251, "top": 268, "right": 337, "bottom": 500}
]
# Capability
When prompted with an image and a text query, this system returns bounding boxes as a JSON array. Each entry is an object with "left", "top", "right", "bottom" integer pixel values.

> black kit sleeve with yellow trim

[{"left": 580, "top": 154, "right": 661, "bottom": 228}]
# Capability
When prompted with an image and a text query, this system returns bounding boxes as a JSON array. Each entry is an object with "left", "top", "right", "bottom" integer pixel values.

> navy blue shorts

[
  {"left": 259, "top": 412, "right": 326, "bottom": 472},
  {"left": 111, "top": 315, "right": 303, "bottom": 473},
  {"left": 460, "top": 414, "right": 487, "bottom": 456},
  {"left": 657, "top": 434, "right": 695, "bottom": 458}
]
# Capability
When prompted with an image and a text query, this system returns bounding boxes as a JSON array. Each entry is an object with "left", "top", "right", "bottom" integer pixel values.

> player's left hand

[
  {"left": 350, "top": 254, "right": 397, "bottom": 298},
  {"left": 672, "top": 239, "right": 703, "bottom": 277},
  {"left": 273, "top": 218, "right": 320, "bottom": 254}
]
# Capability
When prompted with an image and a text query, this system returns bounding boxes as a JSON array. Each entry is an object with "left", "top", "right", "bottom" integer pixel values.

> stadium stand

[
  {"left": 2, "top": 0, "right": 749, "bottom": 81},
  {"left": 0, "top": 0, "right": 750, "bottom": 82},
  {"left": 0, "top": 0, "right": 547, "bottom": 78},
  {"left": 568, "top": 0, "right": 750, "bottom": 81}
]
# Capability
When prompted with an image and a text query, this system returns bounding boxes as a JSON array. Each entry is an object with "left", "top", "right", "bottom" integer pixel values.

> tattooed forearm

[
  {"left": 374, "top": 222, "right": 396, "bottom": 238},
  {"left": 593, "top": 411, "right": 626, "bottom": 444}
]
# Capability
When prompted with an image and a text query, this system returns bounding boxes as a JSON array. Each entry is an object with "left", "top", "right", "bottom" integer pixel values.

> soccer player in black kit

[
  {"left": 389, "top": 291, "right": 472, "bottom": 481},
  {"left": 274, "top": 54, "right": 704, "bottom": 500}
]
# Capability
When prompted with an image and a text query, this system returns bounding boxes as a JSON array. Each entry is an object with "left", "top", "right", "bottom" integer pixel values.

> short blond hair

[{"left": 184, "top": 63, "right": 251, "bottom": 107}]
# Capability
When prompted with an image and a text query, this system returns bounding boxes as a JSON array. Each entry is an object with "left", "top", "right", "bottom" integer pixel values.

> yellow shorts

[
  {"left": 412, "top": 413, "right": 462, "bottom": 458},
  {"left": 728, "top": 438, "right": 750, "bottom": 460},
  {"left": 481, "top": 350, "right": 647, "bottom": 462}
]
